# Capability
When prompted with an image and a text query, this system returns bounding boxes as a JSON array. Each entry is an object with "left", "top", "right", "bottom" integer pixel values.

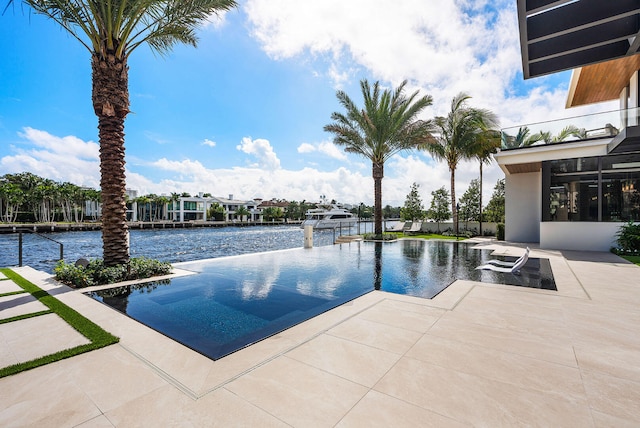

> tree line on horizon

[{"left": 0, "top": 171, "right": 394, "bottom": 224}]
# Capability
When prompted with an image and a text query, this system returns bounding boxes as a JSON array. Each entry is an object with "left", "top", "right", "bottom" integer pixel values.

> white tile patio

[{"left": 1, "top": 242, "right": 639, "bottom": 426}]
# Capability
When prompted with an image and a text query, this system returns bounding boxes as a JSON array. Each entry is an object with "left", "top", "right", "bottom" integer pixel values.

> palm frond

[
  {"left": 13, "top": 0, "right": 237, "bottom": 58},
  {"left": 325, "top": 78, "right": 434, "bottom": 165}
]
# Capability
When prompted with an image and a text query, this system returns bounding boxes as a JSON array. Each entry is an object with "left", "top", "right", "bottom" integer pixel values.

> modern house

[
  {"left": 494, "top": 1, "right": 640, "bottom": 251},
  {"left": 166, "top": 194, "right": 261, "bottom": 222}
]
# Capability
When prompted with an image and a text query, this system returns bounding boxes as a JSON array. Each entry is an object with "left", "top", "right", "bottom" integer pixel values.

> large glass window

[
  {"left": 544, "top": 153, "right": 640, "bottom": 222},
  {"left": 549, "top": 174, "right": 598, "bottom": 221},
  {"left": 601, "top": 154, "right": 640, "bottom": 221},
  {"left": 184, "top": 201, "right": 197, "bottom": 210}
]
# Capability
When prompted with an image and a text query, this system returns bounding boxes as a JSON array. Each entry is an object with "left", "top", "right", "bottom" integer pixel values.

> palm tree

[
  {"left": 136, "top": 195, "right": 150, "bottom": 222},
  {"left": 501, "top": 126, "right": 542, "bottom": 148},
  {"left": 8, "top": 0, "right": 238, "bottom": 265},
  {"left": 169, "top": 192, "right": 180, "bottom": 221},
  {"left": 324, "top": 79, "right": 434, "bottom": 237},
  {"left": 155, "top": 195, "right": 170, "bottom": 221},
  {"left": 426, "top": 93, "right": 498, "bottom": 237},
  {"left": 503, "top": 125, "right": 584, "bottom": 149},
  {"left": 533, "top": 125, "right": 584, "bottom": 143},
  {"left": 0, "top": 179, "right": 24, "bottom": 223},
  {"left": 471, "top": 129, "right": 500, "bottom": 236},
  {"left": 234, "top": 206, "right": 250, "bottom": 222}
]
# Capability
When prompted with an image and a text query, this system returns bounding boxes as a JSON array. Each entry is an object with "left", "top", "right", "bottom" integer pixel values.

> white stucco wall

[
  {"left": 540, "top": 222, "right": 622, "bottom": 251},
  {"left": 505, "top": 171, "right": 541, "bottom": 243}
]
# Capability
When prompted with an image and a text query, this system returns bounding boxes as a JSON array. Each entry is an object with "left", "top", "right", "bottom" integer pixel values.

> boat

[{"left": 301, "top": 206, "right": 357, "bottom": 229}]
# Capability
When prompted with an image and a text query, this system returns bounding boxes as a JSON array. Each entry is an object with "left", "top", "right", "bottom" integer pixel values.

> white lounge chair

[
  {"left": 484, "top": 247, "right": 530, "bottom": 267},
  {"left": 405, "top": 221, "right": 422, "bottom": 234},
  {"left": 476, "top": 249, "right": 529, "bottom": 273},
  {"left": 386, "top": 222, "right": 407, "bottom": 232}
]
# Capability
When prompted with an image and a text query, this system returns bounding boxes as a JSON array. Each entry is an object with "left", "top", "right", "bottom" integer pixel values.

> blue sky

[{"left": 0, "top": 0, "right": 612, "bottom": 207}]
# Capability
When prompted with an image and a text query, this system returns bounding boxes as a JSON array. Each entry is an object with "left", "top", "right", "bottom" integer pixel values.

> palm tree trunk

[
  {"left": 479, "top": 162, "right": 483, "bottom": 236},
  {"left": 93, "top": 54, "right": 130, "bottom": 266},
  {"left": 450, "top": 169, "right": 456, "bottom": 236},
  {"left": 373, "top": 162, "right": 384, "bottom": 236}
]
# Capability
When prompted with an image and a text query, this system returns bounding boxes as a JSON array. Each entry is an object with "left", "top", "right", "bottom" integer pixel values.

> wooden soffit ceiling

[
  {"left": 505, "top": 162, "right": 542, "bottom": 174},
  {"left": 518, "top": 0, "right": 640, "bottom": 79},
  {"left": 566, "top": 55, "right": 640, "bottom": 107}
]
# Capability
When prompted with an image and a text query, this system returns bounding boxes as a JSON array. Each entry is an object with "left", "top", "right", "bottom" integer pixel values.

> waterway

[{"left": 0, "top": 225, "right": 346, "bottom": 273}]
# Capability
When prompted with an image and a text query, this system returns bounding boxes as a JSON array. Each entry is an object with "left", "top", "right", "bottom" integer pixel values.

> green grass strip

[
  {"left": 0, "top": 290, "right": 27, "bottom": 297},
  {"left": 0, "top": 268, "right": 119, "bottom": 378},
  {"left": 0, "top": 310, "right": 53, "bottom": 325},
  {"left": 621, "top": 255, "right": 640, "bottom": 266}
]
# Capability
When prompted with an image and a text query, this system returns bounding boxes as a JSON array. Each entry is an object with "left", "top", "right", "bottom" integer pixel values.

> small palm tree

[
  {"left": 235, "top": 206, "right": 250, "bottom": 222},
  {"left": 8, "top": 0, "right": 238, "bottom": 265},
  {"left": 425, "top": 93, "right": 498, "bottom": 236},
  {"left": 324, "top": 79, "right": 434, "bottom": 237},
  {"left": 533, "top": 125, "right": 584, "bottom": 143},
  {"left": 501, "top": 126, "right": 543, "bottom": 148}
]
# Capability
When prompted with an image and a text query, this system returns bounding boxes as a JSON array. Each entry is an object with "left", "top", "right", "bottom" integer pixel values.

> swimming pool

[{"left": 87, "top": 241, "right": 555, "bottom": 360}]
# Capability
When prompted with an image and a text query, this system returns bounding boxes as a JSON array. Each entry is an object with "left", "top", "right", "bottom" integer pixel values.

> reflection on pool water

[{"left": 87, "top": 241, "right": 555, "bottom": 360}]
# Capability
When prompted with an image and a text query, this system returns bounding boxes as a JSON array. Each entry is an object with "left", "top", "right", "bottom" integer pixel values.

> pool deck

[{"left": 1, "top": 241, "right": 640, "bottom": 427}]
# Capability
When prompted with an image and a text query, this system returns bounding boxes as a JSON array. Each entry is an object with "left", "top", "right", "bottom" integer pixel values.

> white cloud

[
  {"left": 18, "top": 127, "right": 99, "bottom": 160},
  {"left": 296, "top": 141, "right": 348, "bottom": 161},
  {"left": 0, "top": 127, "right": 100, "bottom": 187},
  {"left": 297, "top": 143, "right": 315, "bottom": 153},
  {"left": 236, "top": 137, "right": 281, "bottom": 170},
  {"left": 202, "top": 138, "right": 217, "bottom": 148},
  {"left": 243, "top": 0, "right": 596, "bottom": 130},
  {"left": 317, "top": 142, "right": 348, "bottom": 161},
  {"left": 244, "top": 0, "right": 515, "bottom": 88}
]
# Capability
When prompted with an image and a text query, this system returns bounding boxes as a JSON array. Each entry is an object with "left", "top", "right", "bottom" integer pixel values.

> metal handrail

[{"left": 15, "top": 228, "right": 64, "bottom": 267}]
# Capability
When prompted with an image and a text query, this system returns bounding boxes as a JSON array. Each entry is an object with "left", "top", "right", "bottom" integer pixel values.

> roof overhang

[
  {"left": 518, "top": 0, "right": 640, "bottom": 80},
  {"left": 566, "top": 54, "right": 640, "bottom": 107}
]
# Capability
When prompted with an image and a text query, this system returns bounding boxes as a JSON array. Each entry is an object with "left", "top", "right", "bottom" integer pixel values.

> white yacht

[{"left": 301, "top": 206, "right": 357, "bottom": 229}]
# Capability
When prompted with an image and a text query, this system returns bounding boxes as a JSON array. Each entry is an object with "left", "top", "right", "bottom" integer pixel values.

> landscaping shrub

[
  {"left": 363, "top": 233, "right": 397, "bottom": 241},
  {"left": 615, "top": 221, "right": 640, "bottom": 255},
  {"left": 441, "top": 230, "right": 474, "bottom": 238},
  {"left": 497, "top": 223, "right": 505, "bottom": 241},
  {"left": 55, "top": 257, "right": 172, "bottom": 288}
]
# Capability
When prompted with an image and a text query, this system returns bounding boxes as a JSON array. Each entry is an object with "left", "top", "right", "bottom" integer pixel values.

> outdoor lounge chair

[
  {"left": 386, "top": 221, "right": 408, "bottom": 232},
  {"left": 484, "top": 247, "right": 530, "bottom": 268},
  {"left": 405, "top": 221, "right": 422, "bottom": 234},
  {"left": 476, "top": 249, "right": 529, "bottom": 274}
]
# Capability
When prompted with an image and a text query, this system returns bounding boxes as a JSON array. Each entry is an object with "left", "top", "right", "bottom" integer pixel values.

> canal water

[{"left": 0, "top": 226, "right": 345, "bottom": 273}]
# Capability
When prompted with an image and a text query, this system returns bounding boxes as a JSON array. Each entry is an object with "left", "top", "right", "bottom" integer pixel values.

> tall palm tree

[
  {"left": 426, "top": 93, "right": 498, "bottom": 237},
  {"left": 324, "top": 79, "right": 434, "bottom": 237},
  {"left": 471, "top": 129, "right": 500, "bottom": 236},
  {"left": 8, "top": 0, "right": 237, "bottom": 265}
]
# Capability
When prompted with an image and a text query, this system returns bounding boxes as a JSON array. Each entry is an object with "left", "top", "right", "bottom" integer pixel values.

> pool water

[{"left": 87, "top": 241, "right": 556, "bottom": 360}]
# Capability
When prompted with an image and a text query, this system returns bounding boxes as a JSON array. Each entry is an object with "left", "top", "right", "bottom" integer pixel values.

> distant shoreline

[{"left": 0, "top": 220, "right": 303, "bottom": 234}]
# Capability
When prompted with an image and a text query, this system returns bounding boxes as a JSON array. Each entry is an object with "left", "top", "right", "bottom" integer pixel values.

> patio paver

[{"left": 1, "top": 244, "right": 639, "bottom": 426}]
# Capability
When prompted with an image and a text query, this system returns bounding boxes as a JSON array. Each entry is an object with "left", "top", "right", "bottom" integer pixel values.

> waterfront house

[
  {"left": 494, "top": 1, "right": 640, "bottom": 251},
  {"left": 166, "top": 194, "right": 261, "bottom": 222}
]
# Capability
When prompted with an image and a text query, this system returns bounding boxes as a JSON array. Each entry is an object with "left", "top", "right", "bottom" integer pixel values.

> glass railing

[{"left": 500, "top": 107, "right": 640, "bottom": 150}]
